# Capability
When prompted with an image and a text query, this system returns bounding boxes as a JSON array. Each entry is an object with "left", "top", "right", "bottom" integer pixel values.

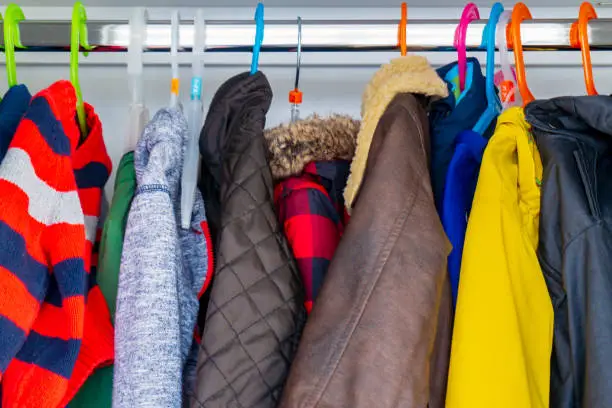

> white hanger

[
  {"left": 125, "top": 7, "right": 149, "bottom": 153},
  {"left": 180, "top": 9, "right": 206, "bottom": 229},
  {"left": 169, "top": 10, "right": 180, "bottom": 108},
  {"left": 496, "top": 10, "right": 521, "bottom": 109}
]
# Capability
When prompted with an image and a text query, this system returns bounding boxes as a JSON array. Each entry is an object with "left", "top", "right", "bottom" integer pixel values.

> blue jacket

[{"left": 441, "top": 129, "right": 487, "bottom": 306}]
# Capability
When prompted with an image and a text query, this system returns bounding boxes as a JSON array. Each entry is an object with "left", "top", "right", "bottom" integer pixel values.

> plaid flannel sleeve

[{"left": 275, "top": 178, "right": 343, "bottom": 314}]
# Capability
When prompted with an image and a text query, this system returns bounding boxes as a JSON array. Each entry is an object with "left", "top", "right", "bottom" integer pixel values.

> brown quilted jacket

[
  {"left": 280, "top": 56, "right": 453, "bottom": 408},
  {"left": 192, "top": 71, "right": 306, "bottom": 408}
]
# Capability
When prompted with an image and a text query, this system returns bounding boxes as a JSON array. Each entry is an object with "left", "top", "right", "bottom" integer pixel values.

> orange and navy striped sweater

[{"left": 0, "top": 81, "right": 114, "bottom": 407}]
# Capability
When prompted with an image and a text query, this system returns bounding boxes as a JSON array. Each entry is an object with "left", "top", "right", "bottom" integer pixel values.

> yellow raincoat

[{"left": 445, "top": 107, "right": 553, "bottom": 408}]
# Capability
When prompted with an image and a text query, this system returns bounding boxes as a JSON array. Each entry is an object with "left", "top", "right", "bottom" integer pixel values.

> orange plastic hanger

[
  {"left": 398, "top": 2, "right": 407, "bottom": 56},
  {"left": 507, "top": 2, "right": 534, "bottom": 105},
  {"left": 570, "top": 2, "right": 598, "bottom": 95}
]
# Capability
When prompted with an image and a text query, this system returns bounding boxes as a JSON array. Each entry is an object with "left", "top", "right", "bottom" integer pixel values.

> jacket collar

[
  {"left": 264, "top": 114, "right": 359, "bottom": 180},
  {"left": 525, "top": 96, "right": 612, "bottom": 147},
  {"left": 304, "top": 161, "right": 351, "bottom": 205},
  {"left": 430, "top": 58, "right": 490, "bottom": 133},
  {"left": 435, "top": 57, "right": 485, "bottom": 103},
  {"left": 344, "top": 55, "right": 448, "bottom": 210}
]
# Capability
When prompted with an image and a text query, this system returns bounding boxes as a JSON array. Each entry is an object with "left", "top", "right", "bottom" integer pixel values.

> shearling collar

[
  {"left": 343, "top": 55, "right": 448, "bottom": 211},
  {"left": 264, "top": 114, "right": 359, "bottom": 180}
]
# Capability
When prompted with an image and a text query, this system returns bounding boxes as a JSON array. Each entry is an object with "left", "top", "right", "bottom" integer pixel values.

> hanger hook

[
  {"left": 294, "top": 16, "right": 302, "bottom": 90},
  {"left": 289, "top": 17, "right": 303, "bottom": 123},
  {"left": 398, "top": 2, "right": 407, "bottom": 56},
  {"left": 471, "top": 2, "right": 503, "bottom": 135},
  {"left": 496, "top": 10, "right": 519, "bottom": 107},
  {"left": 4, "top": 4, "right": 25, "bottom": 89},
  {"left": 570, "top": 2, "right": 598, "bottom": 95},
  {"left": 482, "top": 3, "right": 504, "bottom": 110},
  {"left": 71, "top": 1, "right": 93, "bottom": 138},
  {"left": 508, "top": 2, "right": 535, "bottom": 106},
  {"left": 454, "top": 3, "right": 480, "bottom": 92},
  {"left": 250, "top": 2, "right": 264, "bottom": 75}
]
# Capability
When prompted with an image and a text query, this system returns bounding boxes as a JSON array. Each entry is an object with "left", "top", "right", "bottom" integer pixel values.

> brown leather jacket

[{"left": 280, "top": 56, "right": 452, "bottom": 408}]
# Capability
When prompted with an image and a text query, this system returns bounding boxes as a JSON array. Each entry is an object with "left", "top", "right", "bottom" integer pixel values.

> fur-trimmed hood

[
  {"left": 343, "top": 55, "right": 449, "bottom": 211},
  {"left": 264, "top": 114, "right": 360, "bottom": 180}
]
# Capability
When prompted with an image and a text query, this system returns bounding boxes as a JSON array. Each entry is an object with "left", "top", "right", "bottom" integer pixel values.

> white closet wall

[{"left": 6, "top": 6, "right": 612, "bottom": 195}]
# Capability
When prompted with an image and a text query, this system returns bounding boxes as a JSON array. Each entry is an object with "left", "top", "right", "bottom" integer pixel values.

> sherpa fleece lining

[
  {"left": 264, "top": 114, "right": 360, "bottom": 180},
  {"left": 343, "top": 55, "right": 448, "bottom": 211}
]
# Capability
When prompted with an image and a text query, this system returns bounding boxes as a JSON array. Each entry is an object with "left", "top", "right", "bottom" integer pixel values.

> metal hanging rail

[{"left": 4, "top": 18, "right": 612, "bottom": 52}]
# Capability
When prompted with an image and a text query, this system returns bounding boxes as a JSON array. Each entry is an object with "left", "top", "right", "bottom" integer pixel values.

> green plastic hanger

[
  {"left": 71, "top": 1, "right": 93, "bottom": 138},
  {"left": 4, "top": 4, "right": 25, "bottom": 89}
]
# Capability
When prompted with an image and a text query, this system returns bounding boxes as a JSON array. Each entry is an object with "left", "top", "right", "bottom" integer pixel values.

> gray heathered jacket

[{"left": 114, "top": 107, "right": 211, "bottom": 408}]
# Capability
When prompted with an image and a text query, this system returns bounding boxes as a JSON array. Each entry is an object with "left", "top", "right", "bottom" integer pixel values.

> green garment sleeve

[{"left": 97, "top": 152, "right": 136, "bottom": 322}]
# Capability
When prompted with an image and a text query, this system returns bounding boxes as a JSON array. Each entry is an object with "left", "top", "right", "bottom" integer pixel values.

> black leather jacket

[{"left": 526, "top": 96, "right": 612, "bottom": 408}]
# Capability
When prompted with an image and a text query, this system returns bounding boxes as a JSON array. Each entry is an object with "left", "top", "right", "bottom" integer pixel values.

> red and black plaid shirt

[{"left": 274, "top": 161, "right": 350, "bottom": 314}]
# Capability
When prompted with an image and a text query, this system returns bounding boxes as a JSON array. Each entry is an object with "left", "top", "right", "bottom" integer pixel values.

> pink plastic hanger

[{"left": 454, "top": 3, "right": 480, "bottom": 92}]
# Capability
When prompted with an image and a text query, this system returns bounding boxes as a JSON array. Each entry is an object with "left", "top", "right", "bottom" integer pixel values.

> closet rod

[{"left": 4, "top": 18, "right": 612, "bottom": 52}]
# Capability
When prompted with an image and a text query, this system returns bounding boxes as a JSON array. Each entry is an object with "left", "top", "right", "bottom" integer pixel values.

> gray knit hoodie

[{"left": 113, "top": 108, "right": 211, "bottom": 408}]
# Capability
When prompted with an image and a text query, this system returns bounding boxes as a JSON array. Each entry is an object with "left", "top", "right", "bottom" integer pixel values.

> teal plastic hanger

[
  {"left": 472, "top": 2, "right": 503, "bottom": 135},
  {"left": 250, "top": 3, "right": 264, "bottom": 75},
  {"left": 71, "top": 1, "right": 93, "bottom": 138},
  {"left": 4, "top": 4, "right": 25, "bottom": 89}
]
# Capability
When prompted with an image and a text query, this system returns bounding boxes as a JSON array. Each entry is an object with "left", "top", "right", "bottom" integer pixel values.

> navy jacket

[
  {"left": 0, "top": 85, "right": 31, "bottom": 161},
  {"left": 429, "top": 58, "right": 491, "bottom": 211}
]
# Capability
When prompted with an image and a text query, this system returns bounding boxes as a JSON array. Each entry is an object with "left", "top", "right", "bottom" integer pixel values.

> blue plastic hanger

[
  {"left": 250, "top": 3, "right": 264, "bottom": 75},
  {"left": 472, "top": 2, "right": 503, "bottom": 135}
]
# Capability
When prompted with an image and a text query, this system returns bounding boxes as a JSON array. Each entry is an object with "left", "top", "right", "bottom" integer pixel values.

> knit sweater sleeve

[
  {"left": 0, "top": 81, "right": 87, "bottom": 407},
  {"left": 113, "top": 109, "right": 186, "bottom": 408}
]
